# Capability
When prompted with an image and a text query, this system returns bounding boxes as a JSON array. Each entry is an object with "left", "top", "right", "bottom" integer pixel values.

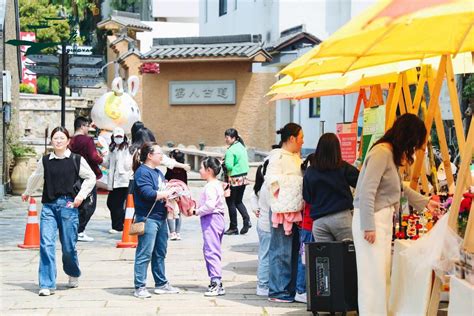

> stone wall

[{"left": 18, "top": 94, "right": 90, "bottom": 154}]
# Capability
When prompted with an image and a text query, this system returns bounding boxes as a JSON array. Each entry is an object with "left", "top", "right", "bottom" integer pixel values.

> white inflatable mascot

[{"left": 91, "top": 76, "right": 141, "bottom": 134}]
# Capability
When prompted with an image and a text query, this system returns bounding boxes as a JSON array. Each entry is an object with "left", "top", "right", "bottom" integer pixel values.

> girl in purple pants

[{"left": 193, "top": 157, "right": 226, "bottom": 296}]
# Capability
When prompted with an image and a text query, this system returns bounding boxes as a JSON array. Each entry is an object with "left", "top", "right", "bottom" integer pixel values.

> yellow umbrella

[
  {"left": 270, "top": 52, "right": 473, "bottom": 100},
  {"left": 281, "top": 0, "right": 474, "bottom": 79}
]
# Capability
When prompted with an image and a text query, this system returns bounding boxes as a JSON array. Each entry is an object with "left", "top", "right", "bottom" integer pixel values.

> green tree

[
  {"left": 37, "top": 76, "right": 59, "bottom": 95},
  {"left": 111, "top": 0, "right": 140, "bottom": 12},
  {"left": 19, "top": 0, "right": 70, "bottom": 52}
]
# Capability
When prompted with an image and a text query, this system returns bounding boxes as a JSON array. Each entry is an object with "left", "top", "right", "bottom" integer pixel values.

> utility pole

[{"left": 59, "top": 43, "right": 68, "bottom": 127}]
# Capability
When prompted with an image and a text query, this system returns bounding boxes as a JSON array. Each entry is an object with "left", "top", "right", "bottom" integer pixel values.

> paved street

[{"left": 0, "top": 181, "right": 312, "bottom": 316}]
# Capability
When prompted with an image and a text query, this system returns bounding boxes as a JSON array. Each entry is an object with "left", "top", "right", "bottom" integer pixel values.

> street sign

[
  {"left": 69, "top": 55, "right": 103, "bottom": 66},
  {"left": 27, "top": 54, "right": 59, "bottom": 64},
  {"left": 68, "top": 77, "right": 103, "bottom": 88},
  {"left": 57, "top": 45, "right": 93, "bottom": 55},
  {"left": 69, "top": 67, "right": 101, "bottom": 77},
  {"left": 25, "top": 64, "right": 59, "bottom": 76}
]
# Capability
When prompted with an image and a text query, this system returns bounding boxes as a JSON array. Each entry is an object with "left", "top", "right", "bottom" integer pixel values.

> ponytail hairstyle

[
  {"left": 224, "top": 128, "right": 245, "bottom": 147},
  {"left": 202, "top": 156, "right": 222, "bottom": 176},
  {"left": 253, "top": 159, "right": 270, "bottom": 195},
  {"left": 132, "top": 142, "right": 158, "bottom": 172},
  {"left": 276, "top": 123, "right": 302, "bottom": 144},
  {"left": 301, "top": 153, "right": 314, "bottom": 171}
]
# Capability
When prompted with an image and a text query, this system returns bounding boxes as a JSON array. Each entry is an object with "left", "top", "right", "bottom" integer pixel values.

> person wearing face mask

[{"left": 103, "top": 127, "right": 133, "bottom": 234}]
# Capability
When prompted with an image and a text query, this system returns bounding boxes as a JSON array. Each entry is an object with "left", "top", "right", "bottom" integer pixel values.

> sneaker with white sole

[
  {"left": 134, "top": 287, "right": 152, "bottom": 298},
  {"left": 294, "top": 292, "right": 307, "bottom": 303},
  {"left": 204, "top": 281, "right": 225, "bottom": 296},
  {"left": 77, "top": 232, "right": 94, "bottom": 242},
  {"left": 256, "top": 285, "right": 269, "bottom": 296},
  {"left": 38, "top": 289, "right": 55, "bottom": 296},
  {"left": 68, "top": 276, "right": 79, "bottom": 288},
  {"left": 154, "top": 282, "right": 180, "bottom": 294},
  {"left": 169, "top": 232, "right": 177, "bottom": 241},
  {"left": 176, "top": 233, "right": 181, "bottom": 240},
  {"left": 108, "top": 229, "right": 121, "bottom": 234}
]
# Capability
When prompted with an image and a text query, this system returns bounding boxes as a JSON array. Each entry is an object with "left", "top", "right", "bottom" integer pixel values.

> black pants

[
  {"left": 78, "top": 185, "right": 97, "bottom": 233},
  {"left": 225, "top": 185, "right": 250, "bottom": 229},
  {"left": 106, "top": 187, "right": 128, "bottom": 231}
]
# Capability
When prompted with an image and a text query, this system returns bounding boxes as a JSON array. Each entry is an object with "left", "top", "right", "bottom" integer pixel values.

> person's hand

[
  {"left": 21, "top": 194, "right": 29, "bottom": 202},
  {"left": 426, "top": 199, "right": 440, "bottom": 212},
  {"left": 254, "top": 209, "right": 260, "bottom": 218},
  {"left": 157, "top": 190, "right": 171, "bottom": 201},
  {"left": 73, "top": 196, "right": 84, "bottom": 208},
  {"left": 364, "top": 230, "right": 376, "bottom": 244},
  {"left": 182, "top": 164, "right": 191, "bottom": 172}
]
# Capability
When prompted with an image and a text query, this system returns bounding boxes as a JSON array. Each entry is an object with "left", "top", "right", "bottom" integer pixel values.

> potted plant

[{"left": 10, "top": 143, "right": 37, "bottom": 195}]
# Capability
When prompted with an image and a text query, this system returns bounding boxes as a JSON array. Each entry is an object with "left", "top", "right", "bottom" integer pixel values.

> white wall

[
  {"left": 137, "top": 21, "right": 200, "bottom": 53},
  {"left": 152, "top": 0, "right": 199, "bottom": 19}
]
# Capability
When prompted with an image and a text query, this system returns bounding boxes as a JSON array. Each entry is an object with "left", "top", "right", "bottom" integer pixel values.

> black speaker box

[{"left": 305, "top": 241, "right": 358, "bottom": 314}]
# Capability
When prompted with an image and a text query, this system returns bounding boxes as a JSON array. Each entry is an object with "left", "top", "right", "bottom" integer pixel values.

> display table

[
  {"left": 388, "top": 240, "right": 433, "bottom": 315},
  {"left": 448, "top": 276, "right": 474, "bottom": 315}
]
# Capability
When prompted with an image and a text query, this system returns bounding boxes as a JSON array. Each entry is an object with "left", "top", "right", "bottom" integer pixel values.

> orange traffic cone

[
  {"left": 18, "top": 197, "right": 40, "bottom": 249},
  {"left": 117, "top": 194, "right": 138, "bottom": 248}
]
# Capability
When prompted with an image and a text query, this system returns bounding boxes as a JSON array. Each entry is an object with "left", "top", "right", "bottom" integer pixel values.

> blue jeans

[
  {"left": 167, "top": 215, "right": 181, "bottom": 233},
  {"left": 39, "top": 196, "right": 80, "bottom": 289},
  {"left": 296, "top": 228, "right": 314, "bottom": 294},
  {"left": 134, "top": 217, "right": 168, "bottom": 289},
  {"left": 268, "top": 221, "right": 300, "bottom": 301},
  {"left": 257, "top": 227, "right": 271, "bottom": 289}
]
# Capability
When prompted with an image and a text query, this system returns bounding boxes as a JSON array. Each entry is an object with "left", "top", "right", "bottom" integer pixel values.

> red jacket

[
  {"left": 69, "top": 135, "right": 103, "bottom": 179},
  {"left": 301, "top": 203, "right": 314, "bottom": 232}
]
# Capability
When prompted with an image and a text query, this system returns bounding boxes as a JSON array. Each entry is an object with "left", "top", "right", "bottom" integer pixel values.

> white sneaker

[
  {"left": 154, "top": 282, "right": 180, "bottom": 294},
  {"left": 108, "top": 229, "right": 121, "bottom": 234},
  {"left": 256, "top": 286, "right": 269, "bottom": 296},
  {"left": 176, "top": 233, "right": 181, "bottom": 240},
  {"left": 294, "top": 292, "right": 307, "bottom": 303},
  {"left": 68, "top": 276, "right": 79, "bottom": 288},
  {"left": 204, "top": 281, "right": 225, "bottom": 296},
  {"left": 78, "top": 232, "right": 94, "bottom": 242},
  {"left": 169, "top": 232, "right": 177, "bottom": 240},
  {"left": 38, "top": 289, "right": 55, "bottom": 296},
  {"left": 134, "top": 287, "right": 152, "bottom": 298}
]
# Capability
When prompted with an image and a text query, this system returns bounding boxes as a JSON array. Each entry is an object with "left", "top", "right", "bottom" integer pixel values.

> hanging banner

[
  {"left": 20, "top": 32, "right": 37, "bottom": 93},
  {"left": 362, "top": 105, "right": 386, "bottom": 161},
  {"left": 336, "top": 122, "right": 358, "bottom": 164}
]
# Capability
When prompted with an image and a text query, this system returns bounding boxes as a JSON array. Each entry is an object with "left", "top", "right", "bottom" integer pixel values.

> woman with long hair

[
  {"left": 353, "top": 113, "right": 440, "bottom": 314},
  {"left": 303, "top": 133, "right": 359, "bottom": 242},
  {"left": 223, "top": 128, "right": 251, "bottom": 235},
  {"left": 265, "top": 123, "right": 305, "bottom": 303},
  {"left": 22, "top": 127, "right": 95, "bottom": 296}
]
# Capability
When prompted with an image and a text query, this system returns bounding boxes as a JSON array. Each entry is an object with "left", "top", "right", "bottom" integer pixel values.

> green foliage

[
  {"left": 19, "top": 0, "right": 70, "bottom": 53},
  {"left": 111, "top": 0, "right": 140, "bottom": 12},
  {"left": 19, "top": 83, "right": 35, "bottom": 93},
  {"left": 37, "top": 76, "right": 59, "bottom": 95},
  {"left": 50, "top": 0, "right": 96, "bottom": 21},
  {"left": 10, "top": 143, "right": 36, "bottom": 158},
  {"left": 462, "top": 74, "right": 474, "bottom": 101}
]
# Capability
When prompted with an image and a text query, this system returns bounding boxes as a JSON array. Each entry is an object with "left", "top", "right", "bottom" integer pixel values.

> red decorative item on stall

[{"left": 139, "top": 63, "right": 160, "bottom": 74}]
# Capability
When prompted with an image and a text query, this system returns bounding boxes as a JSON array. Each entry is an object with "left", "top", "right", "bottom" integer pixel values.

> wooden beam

[
  {"left": 445, "top": 55, "right": 466, "bottom": 153},
  {"left": 412, "top": 67, "right": 428, "bottom": 116},
  {"left": 402, "top": 72, "right": 414, "bottom": 112},
  {"left": 387, "top": 73, "right": 403, "bottom": 130},
  {"left": 427, "top": 74, "right": 455, "bottom": 194},
  {"left": 447, "top": 118, "right": 474, "bottom": 230},
  {"left": 352, "top": 89, "right": 366, "bottom": 123},
  {"left": 385, "top": 83, "right": 395, "bottom": 124},
  {"left": 410, "top": 55, "right": 447, "bottom": 190},
  {"left": 399, "top": 90, "right": 407, "bottom": 114}
]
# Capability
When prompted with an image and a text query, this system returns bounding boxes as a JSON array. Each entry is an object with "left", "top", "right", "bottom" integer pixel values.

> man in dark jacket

[{"left": 69, "top": 116, "right": 103, "bottom": 242}]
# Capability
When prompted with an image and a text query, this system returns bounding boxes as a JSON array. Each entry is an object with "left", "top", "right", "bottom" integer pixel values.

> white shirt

[{"left": 24, "top": 149, "right": 96, "bottom": 200}]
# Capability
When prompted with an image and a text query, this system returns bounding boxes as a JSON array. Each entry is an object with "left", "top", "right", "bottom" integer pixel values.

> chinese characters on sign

[
  {"left": 336, "top": 122, "right": 358, "bottom": 164},
  {"left": 169, "top": 81, "right": 236, "bottom": 105},
  {"left": 20, "top": 32, "right": 37, "bottom": 93}
]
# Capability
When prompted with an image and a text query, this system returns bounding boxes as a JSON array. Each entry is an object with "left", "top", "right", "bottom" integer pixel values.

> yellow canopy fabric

[
  {"left": 269, "top": 52, "right": 473, "bottom": 100},
  {"left": 280, "top": 0, "right": 474, "bottom": 80}
]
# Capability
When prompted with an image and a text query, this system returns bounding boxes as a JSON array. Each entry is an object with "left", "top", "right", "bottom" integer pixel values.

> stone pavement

[{"left": 0, "top": 182, "right": 313, "bottom": 316}]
